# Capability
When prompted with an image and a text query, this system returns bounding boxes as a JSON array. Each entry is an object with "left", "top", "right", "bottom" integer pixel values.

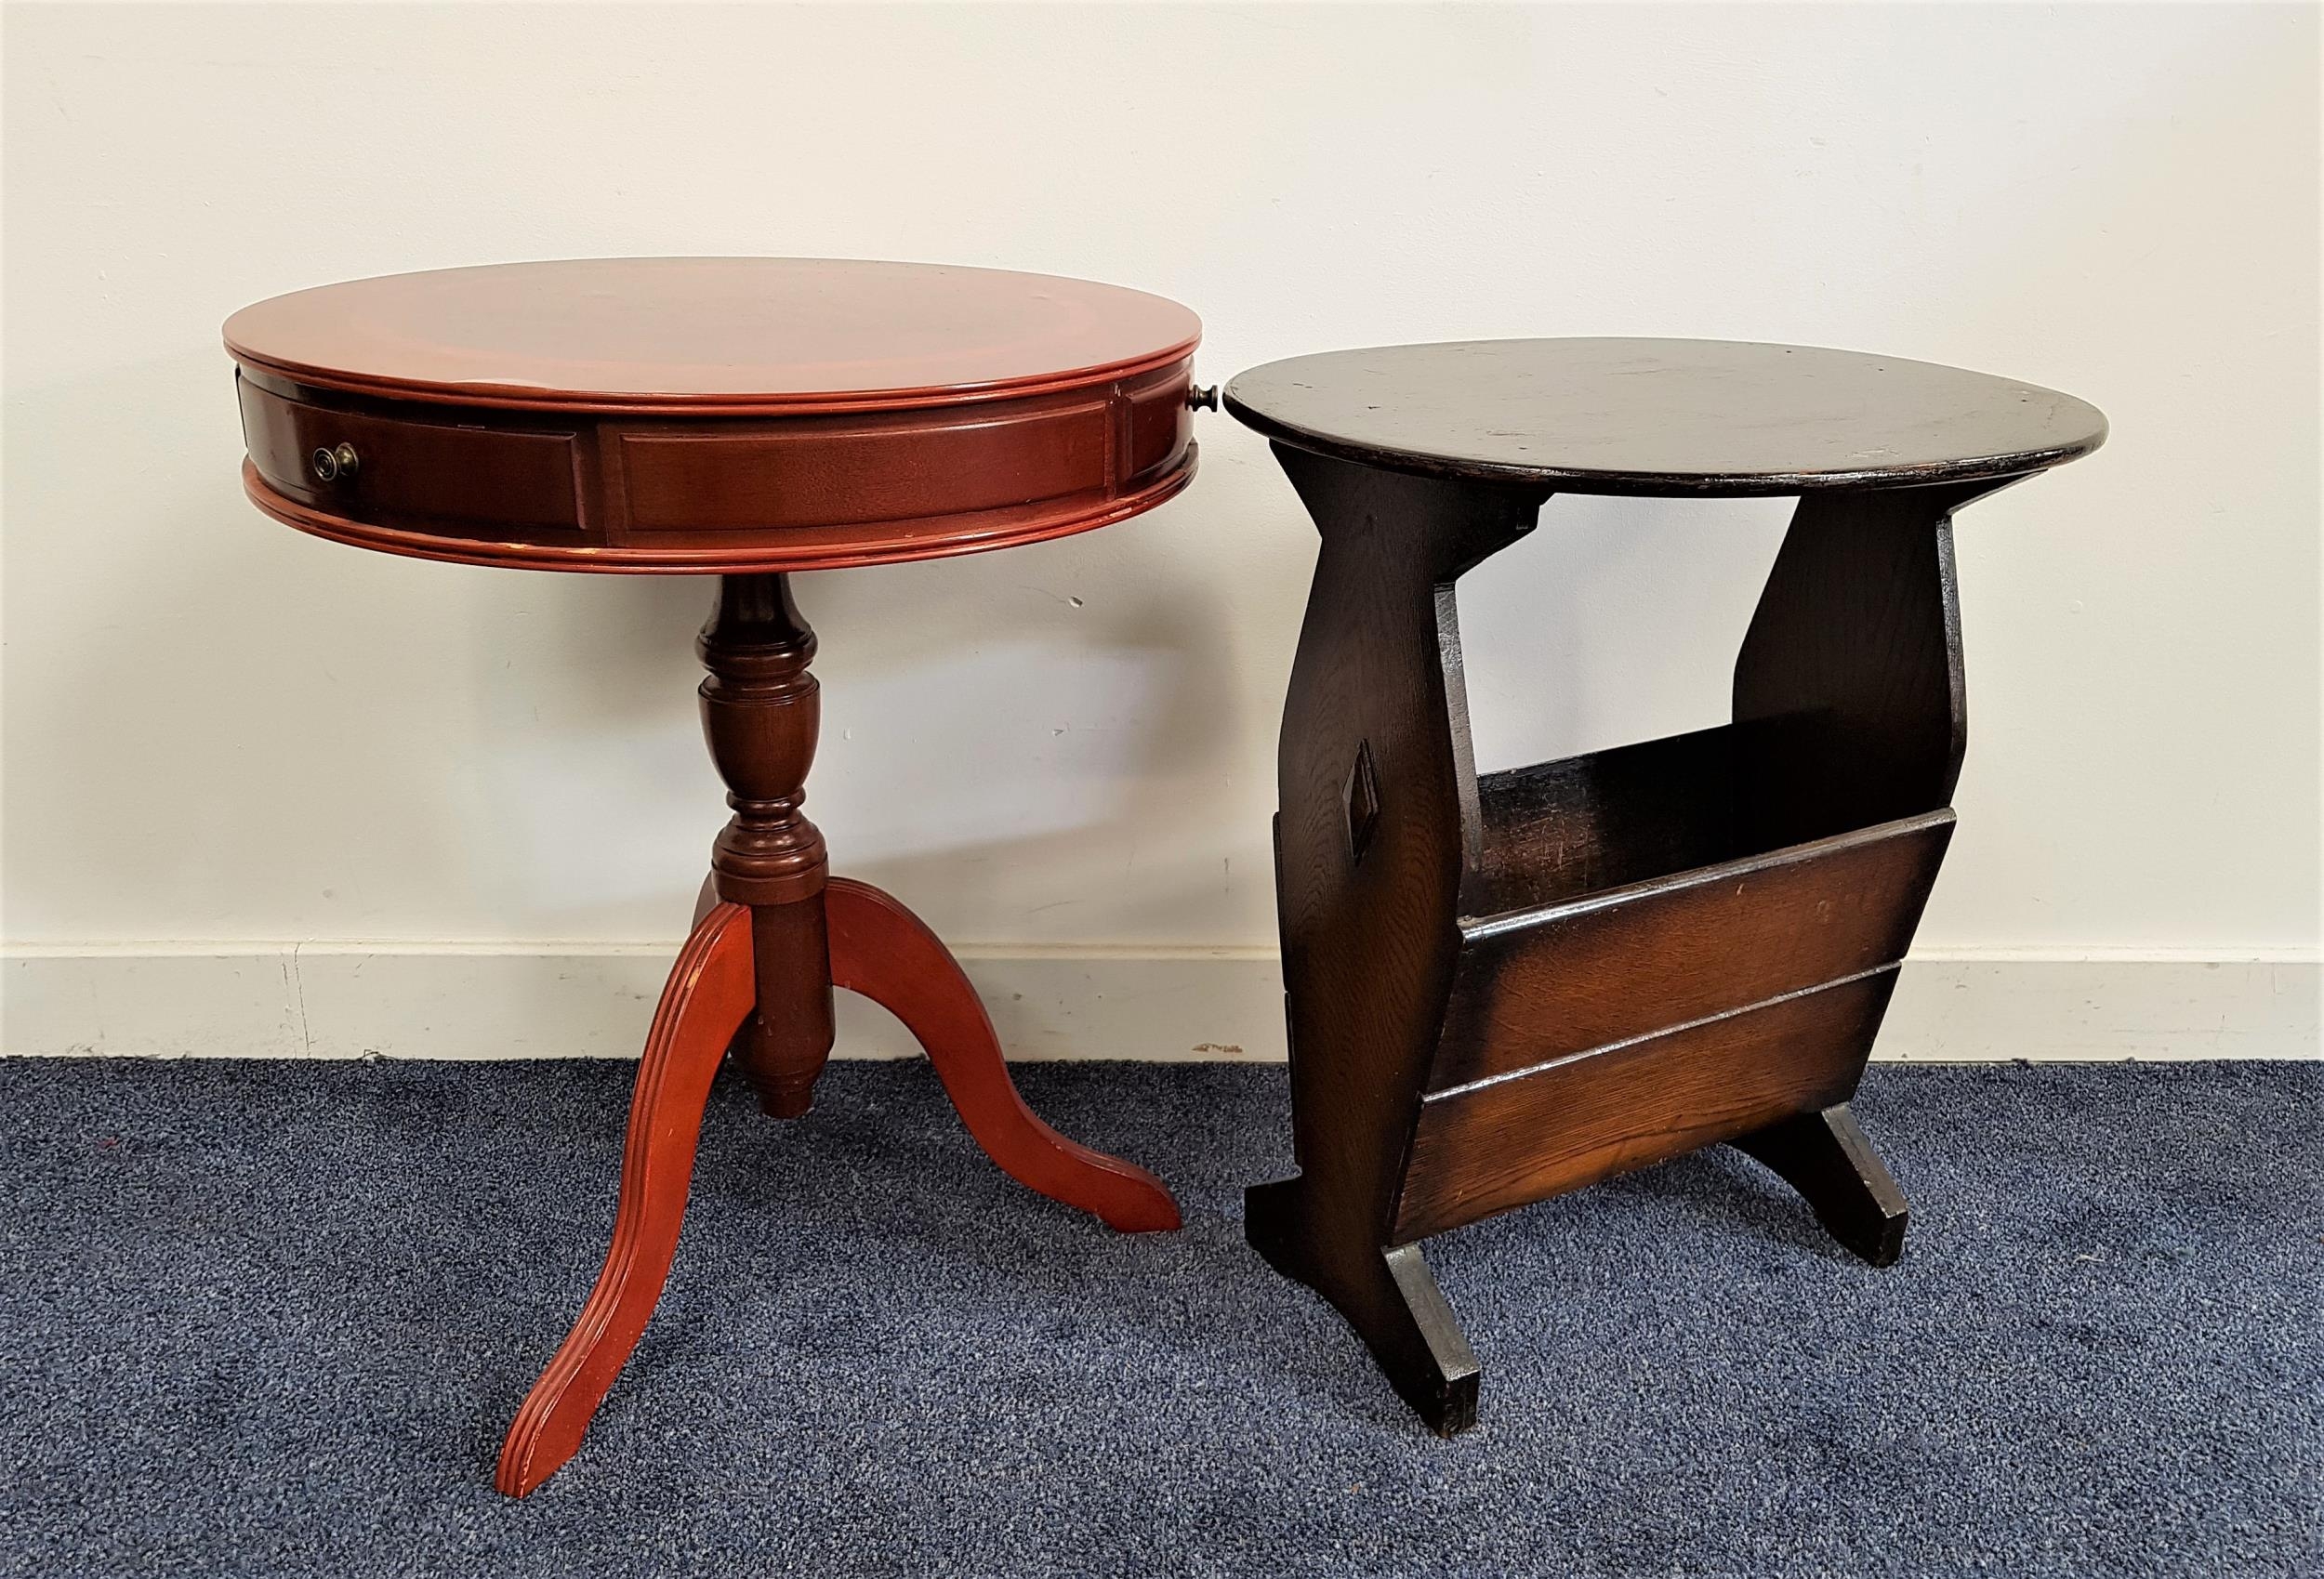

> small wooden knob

[
  {"left": 1187, "top": 384, "right": 1220, "bottom": 413},
  {"left": 310, "top": 441, "right": 359, "bottom": 482}
]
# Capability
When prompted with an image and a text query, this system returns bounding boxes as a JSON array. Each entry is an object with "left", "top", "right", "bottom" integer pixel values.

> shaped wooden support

[{"left": 1224, "top": 338, "right": 2105, "bottom": 1431}]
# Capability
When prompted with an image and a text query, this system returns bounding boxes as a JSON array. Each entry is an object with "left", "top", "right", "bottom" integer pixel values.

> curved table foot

[
  {"left": 1246, "top": 1178, "right": 1480, "bottom": 1434},
  {"left": 495, "top": 901, "right": 756, "bottom": 1497},
  {"left": 1732, "top": 1102, "right": 1910, "bottom": 1267},
  {"left": 825, "top": 875, "right": 1181, "bottom": 1233}
]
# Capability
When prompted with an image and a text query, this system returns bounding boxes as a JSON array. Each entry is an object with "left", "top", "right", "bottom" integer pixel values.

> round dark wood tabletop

[
  {"left": 226, "top": 258, "right": 1202, "bottom": 572},
  {"left": 1224, "top": 338, "right": 2106, "bottom": 495}
]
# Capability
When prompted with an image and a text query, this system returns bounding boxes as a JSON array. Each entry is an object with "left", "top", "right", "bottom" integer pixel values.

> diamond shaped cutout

[{"left": 1342, "top": 739, "right": 1381, "bottom": 864}]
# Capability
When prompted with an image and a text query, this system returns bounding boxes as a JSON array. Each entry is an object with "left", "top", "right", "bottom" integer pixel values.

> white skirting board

[{"left": 3, "top": 948, "right": 2316, "bottom": 1063}]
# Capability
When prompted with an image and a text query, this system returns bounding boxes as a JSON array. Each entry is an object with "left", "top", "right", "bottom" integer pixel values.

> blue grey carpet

[{"left": 1, "top": 1058, "right": 2317, "bottom": 1578}]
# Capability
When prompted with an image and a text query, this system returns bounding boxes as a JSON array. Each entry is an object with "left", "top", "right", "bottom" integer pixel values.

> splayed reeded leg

[
  {"left": 495, "top": 901, "right": 755, "bottom": 1496},
  {"left": 825, "top": 876, "right": 1180, "bottom": 1232}
]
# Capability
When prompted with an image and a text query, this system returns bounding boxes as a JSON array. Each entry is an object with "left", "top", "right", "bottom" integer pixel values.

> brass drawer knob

[{"left": 310, "top": 441, "right": 360, "bottom": 482}]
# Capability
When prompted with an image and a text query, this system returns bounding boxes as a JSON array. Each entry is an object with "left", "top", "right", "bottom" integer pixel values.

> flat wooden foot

[
  {"left": 495, "top": 901, "right": 756, "bottom": 1497},
  {"left": 1732, "top": 1102, "right": 1909, "bottom": 1267},
  {"left": 825, "top": 876, "right": 1181, "bottom": 1233},
  {"left": 1246, "top": 1178, "right": 1480, "bottom": 1433}
]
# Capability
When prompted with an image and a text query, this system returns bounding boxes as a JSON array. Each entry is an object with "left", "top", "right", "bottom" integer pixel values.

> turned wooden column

[{"left": 698, "top": 572, "right": 835, "bottom": 1118}]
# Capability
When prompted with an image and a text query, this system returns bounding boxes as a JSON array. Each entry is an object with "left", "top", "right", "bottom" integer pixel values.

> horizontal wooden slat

[
  {"left": 1394, "top": 969, "right": 1896, "bottom": 1242},
  {"left": 1430, "top": 810, "right": 1951, "bottom": 1091},
  {"left": 1469, "top": 723, "right": 1757, "bottom": 915}
]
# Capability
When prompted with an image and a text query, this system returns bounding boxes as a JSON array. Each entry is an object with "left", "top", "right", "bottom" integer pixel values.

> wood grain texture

[
  {"left": 227, "top": 261, "right": 1201, "bottom": 573},
  {"left": 1395, "top": 970, "right": 1898, "bottom": 1242},
  {"left": 235, "top": 367, "right": 1195, "bottom": 573},
  {"left": 1242, "top": 444, "right": 1538, "bottom": 1431},
  {"left": 238, "top": 377, "right": 584, "bottom": 534},
  {"left": 1433, "top": 811, "right": 1953, "bottom": 1090},
  {"left": 1229, "top": 342, "right": 2102, "bottom": 1433},
  {"left": 1224, "top": 338, "right": 2106, "bottom": 493},
  {"left": 224, "top": 257, "right": 1201, "bottom": 414},
  {"left": 699, "top": 574, "right": 834, "bottom": 1117},
  {"left": 1733, "top": 482, "right": 1997, "bottom": 847},
  {"left": 242, "top": 450, "right": 1195, "bottom": 574},
  {"left": 1466, "top": 723, "right": 1762, "bottom": 915},
  {"left": 495, "top": 901, "right": 756, "bottom": 1498},
  {"left": 236, "top": 266, "right": 1209, "bottom": 1494},
  {"left": 615, "top": 401, "right": 1112, "bottom": 532},
  {"left": 1462, "top": 712, "right": 1965, "bottom": 920},
  {"left": 826, "top": 877, "right": 1181, "bottom": 1233}
]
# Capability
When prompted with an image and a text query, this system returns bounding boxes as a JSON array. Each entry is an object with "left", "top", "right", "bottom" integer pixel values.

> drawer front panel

[
  {"left": 616, "top": 399, "right": 1113, "bottom": 533},
  {"left": 239, "top": 378, "right": 583, "bottom": 533},
  {"left": 1394, "top": 970, "right": 1895, "bottom": 1242},
  {"left": 1431, "top": 810, "right": 1951, "bottom": 1092},
  {"left": 1121, "top": 368, "right": 1195, "bottom": 483}
]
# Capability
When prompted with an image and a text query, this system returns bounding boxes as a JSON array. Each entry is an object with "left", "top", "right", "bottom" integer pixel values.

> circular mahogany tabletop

[
  {"left": 226, "top": 257, "right": 1201, "bottom": 414},
  {"left": 226, "top": 258, "right": 1203, "bottom": 572},
  {"left": 1225, "top": 338, "right": 2106, "bottom": 495}
]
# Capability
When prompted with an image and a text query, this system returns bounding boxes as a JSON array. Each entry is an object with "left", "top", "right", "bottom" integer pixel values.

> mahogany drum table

[
  {"left": 1224, "top": 338, "right": 2106, "bottom": 1433},
  {"left": 225, "top": 258, "right": 1204, "bottom": 1494}
]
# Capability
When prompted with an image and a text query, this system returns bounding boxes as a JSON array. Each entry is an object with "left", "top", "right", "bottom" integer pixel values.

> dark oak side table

[
  {"left": 225, "top": 258, "right": 1205, "bottom": 1494},
  {"left": 1224, "top": 338, "right": 2106, "bottom": 1432}
]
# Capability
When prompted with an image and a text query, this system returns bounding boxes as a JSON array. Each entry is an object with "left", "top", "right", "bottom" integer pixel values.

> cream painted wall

[{"left": 4, "top": 3, "right": 2317, "bottom": 970}]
